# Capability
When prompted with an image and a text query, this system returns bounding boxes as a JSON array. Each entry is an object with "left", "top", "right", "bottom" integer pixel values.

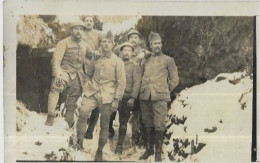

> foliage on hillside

[{"left": 135, "top": 16, "right": 254, "bottom": 91}]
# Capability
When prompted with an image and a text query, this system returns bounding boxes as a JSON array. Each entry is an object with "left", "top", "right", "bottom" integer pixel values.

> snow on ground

[
  {"left": 16, "top": 71, "right": 253, "bottom": 162},
  {"left": 165, "top": 71, "right": 253, "bottom": 162},
  {"left": 16, "top": 101, "right": 146, "bottom": 161}
]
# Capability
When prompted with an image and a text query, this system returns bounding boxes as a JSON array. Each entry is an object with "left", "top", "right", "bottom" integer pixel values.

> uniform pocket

[
  {"left": 155, "top": 86, "right": 169, "bottom": 93},
  {"left": 60, "top": 71, "right": 70, "bottom": 83}
]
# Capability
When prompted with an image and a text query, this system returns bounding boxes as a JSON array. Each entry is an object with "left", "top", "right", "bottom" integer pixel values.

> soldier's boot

[
  {"left": 109, "top": 112, "right": 117, "bottom": 138},
  {"left": 45, "top": 115, "right": 55, "bottom": 126},
  {"left": 95, "top": 150, "right": 103, "bottom": 162},
  {"left": 95, "top": 136, "right": 107, "bottom": 161},
  {"left": 132, "top": 133, "right": 140, "bottom": 147},
  {"left": 155, "top": 131, "right": 164, "bottom": 162},
  {"left": 64, "top": 109, "right": 75, "bottom": 128},
  {"left": 140, "top": 116, "right": 147, "bottom": 147},
  {"left": 75, "top": 139, "right": 84, "bottom": 150},
  {"left": 84, "top": 109, "right": 99, "bottom": 139},
  {"left": 65, "top": 94, "right": 81, "bottom": 128},
  {"left": 45, "top": 90, "right": 59, "bottom": 126},
  {"left": 115, "top": 124, "right": 127, "bottom": 155},
  {"left": 139, "top": 127, "right": 155, "bottom": 160}
]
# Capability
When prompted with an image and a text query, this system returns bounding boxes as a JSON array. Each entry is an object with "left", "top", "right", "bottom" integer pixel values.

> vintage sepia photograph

[
  {"left": 3, "top": 1, "right": 259, "bottom": 163},
  {"left": 15, "top": 15, "right": 255, "bottom": 162}
]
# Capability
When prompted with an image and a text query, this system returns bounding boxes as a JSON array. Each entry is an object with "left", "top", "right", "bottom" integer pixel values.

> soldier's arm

[
  {"left": 168, "top": 58, "right": 179, "bottom": 92},
  {"left": 130, "top": 65, "right": 142, "bottom": 99},
  {"left": 51, "top": 40, "right": 66, "bottom": 77},
  {"left": 85, "top": 44, "right": 94, "bottom": 60},
  {"left": 85, "top": 58, "right": 95, "bottom": 83},
  {"left": 115, "top": 58, "right": 126, "bottom": 100}
]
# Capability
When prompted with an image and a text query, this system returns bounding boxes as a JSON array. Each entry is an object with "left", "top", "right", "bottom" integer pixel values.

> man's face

[
  {"left": 150, "top": 40, "right": 162, "bottom": 54},
  {"left": 71, "top": 26, "right": 85, "bottom": 40},
  {"left": 84, "top": 16, "right": 94, "bottom": 30},
  {"left": 121, "top": 46, "right": 133, "bottom": 60},
  {"left": 100, "top": 38, "right": 113, "bottom": 52},
  {"left": 128, "top": 34, "right": 140, "bottom": 47}
]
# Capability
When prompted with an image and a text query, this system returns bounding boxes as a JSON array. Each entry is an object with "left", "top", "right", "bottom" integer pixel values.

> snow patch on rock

[{"left": 165, "top": 71, "right": 252, "bottom": 162}]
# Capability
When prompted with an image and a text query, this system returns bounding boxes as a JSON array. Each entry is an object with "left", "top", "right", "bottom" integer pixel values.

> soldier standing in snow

[
  {"left": 109, "top": 29, "right": 149, "bottom": 145},
  {"left": 81, "top": 15, "right": 103, "bottom": 139},
  {"left": 114, "top": 42, "right": 142, "bottom": 155},
  {"left": 139, "top": 32, "right": 179, "bottom": 162},
  {"left": 45, "top": 21, "right": 89, "bottom": 127},
  {"left": 76, "top": 31, "right": 126, "bottom": 161},
  {"left": 82, "top": 15, "right": 117, "bottom": 139},
  {"left": 127, "top": 29, "right": 148, "bottom": 146}
]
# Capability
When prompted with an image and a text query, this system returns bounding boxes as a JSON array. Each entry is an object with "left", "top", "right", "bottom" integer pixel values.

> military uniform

[
  {"left": 139, "top": 32, "right": 179, "bottom": 162},
  {"left": 115, "top": 42, "right": 142, "bottom": 154},
  {"left": 83, "top": 29, "right": 103, "bottom": 64},
  {"left": 139, "top": 52, "right": 179, "bottom": 128},
  {"left": 76, "top": 51, "right": 126, "bottom": 160},
  {"left": 45, "top": 22, "right": 89, "bottom": 127},
  {"left": 82, "top": 28, "right": 104, "bottom": 139},
  {"left": 122, "top": 29, "right": 147, "bottom": 146}
]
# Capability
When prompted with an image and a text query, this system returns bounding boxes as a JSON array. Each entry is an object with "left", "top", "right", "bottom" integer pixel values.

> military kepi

[{"left": 149, "top": 32, "right": 162, "bottom": 43}]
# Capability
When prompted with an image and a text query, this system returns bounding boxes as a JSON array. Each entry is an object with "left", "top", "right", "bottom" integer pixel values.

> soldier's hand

[
  {"left": 111, "top": 99, "right": 119, "bottom": 112},
  {"left": 54, "top": 76, "right": 62, "bottom": 87},
  {"left": 142, "top": 49, "right": 152, "bottom": 59},
  {"left": 127, "top": 97, "right": 135, "bottom": 108},
  {"left": 94, "top": 48, "right": 102, "bottom": 60}
]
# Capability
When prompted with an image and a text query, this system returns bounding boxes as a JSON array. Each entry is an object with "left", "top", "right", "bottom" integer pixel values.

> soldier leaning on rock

[{"left": 45, "top": 21, "right": 90, "bottom": 127}]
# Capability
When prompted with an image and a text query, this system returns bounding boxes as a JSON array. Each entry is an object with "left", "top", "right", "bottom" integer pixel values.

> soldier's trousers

[
  {"left": 77, "top": 91, "right": 113, "bottom": 149},
  {"left": 118, "top": 99, "right": 144, "bottom": 144},
  {"left": 118, "top": 99, "right": 131, "bottom": 127},
  {"left": 130, "top": 100, "right": 142, "bottom": 142},
  {"left": 139, "top": 100, "right": 167, "bottom": 132},
  {"left": 47, "top": 73, "right": 82, "bottom": 127}
]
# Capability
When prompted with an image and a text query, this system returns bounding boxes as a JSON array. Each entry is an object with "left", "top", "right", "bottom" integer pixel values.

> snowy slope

[
  {"left": 165, "top": 71, "right": 253, "bottom": 163},
  {"left": 16, "top": 71, "right": 253, "bottom": 162}
]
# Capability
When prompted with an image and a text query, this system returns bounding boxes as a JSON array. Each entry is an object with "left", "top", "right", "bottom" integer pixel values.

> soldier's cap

[
  {"left": 149, "top": 32, "right": 162, "bottom": 43},
  {"left": 70, "top": 21, "right": 86, "bottom": 30},
  {"left": 100, "top": 30, "right": 115, "bottom": 43},
  {"left": 127, "top": 29, "right": 141, "bottom": 39},
  {"left": 120, "top": 42, "right": 134, "bottom": 52}
]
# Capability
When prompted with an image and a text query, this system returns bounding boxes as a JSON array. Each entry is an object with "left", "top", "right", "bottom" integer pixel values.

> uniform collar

[
  {"left": 123, "top": 59, "right": 132, "bottom": 64},
  {"left": 85, "top": 29, "right": 93, "bottom": 34},
  {"left": 70, "top": 35, "right": 82, "bottom": 43},
  {"left": 153, "top": 51, "right": 163, "bottom": 56},
  {"left": 133, "top": 45, "right": 141, "bottom": 56},
  {"left": 102, "top": 51, "right": 113, "bottom": 58}
]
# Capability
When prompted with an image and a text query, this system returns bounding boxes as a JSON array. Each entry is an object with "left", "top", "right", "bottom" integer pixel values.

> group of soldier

[{"left": 44, "top": 16, "right": 179, "bottom": 162}]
